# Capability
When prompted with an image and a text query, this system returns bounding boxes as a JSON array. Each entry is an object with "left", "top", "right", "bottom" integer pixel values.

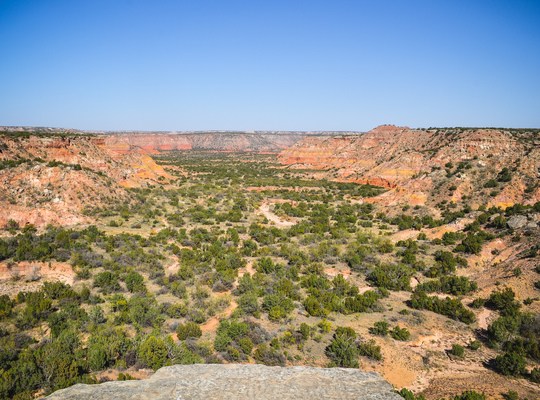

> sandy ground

[
  {"left": 238, "top": 260, "right": 256, "bottom": 278},
  {"left": 323, "top": 265, "right": 352, "bottom": 279},
  {"left": 0, "top": 261, "right": 76, "bottom": 296},
  {"left": 390, "top": 218, "right": 474, "bottom": 243},
  {"left": 94, "top": 368, "right": 153, "bottom": 382},
  {"left": 257, "top": 201, "right": 297, "bottom": 227},
  {"left": 200, "top": 297, "right": 238, "bottom": 334}
]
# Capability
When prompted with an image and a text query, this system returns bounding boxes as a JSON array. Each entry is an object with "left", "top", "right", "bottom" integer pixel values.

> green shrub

[
  {"left": 137, "top": 336, "right": 168, "bottom": 370},
  {"left": 367, "top": 264, "right": 412, "bottom": 291},
  {"left": 325, "top": 332, "right": 359, "bottom": 368},
  {"left": 416, "top": 276, "right": 477, "bottom": 296},
  {"left": 497, "top": 168, "right": 512, "bottom": 183},
  {"left": 468, "top": 340, "right": 481, "bottom": 351},
  {"left": 303, "top": 295, "right": 329, "bottom": 317},
  {"left": 492, "top": 351, "right": 526, "bottom": 376},
  {"left": 335, "top": 326, "right": 356, "bottom": 339},
  {"left": 397, "top": 388, "right": 426, "bottom": 400},
  {"left": 176, "top": 322, "right": 202, "bottom": 340},
  {"left": 530, "top": 367, "right": 540, "bottom": 383},
  {"left": 253, "top": 343, "right": 285, "bottom": 366},
  {"left": 410, "top": 291, "right": 475, "bottom": 324},
  {"left": 484, "top": 179, "right": 497, "bottom": 188},
  {"left": 358, "top": 340, "right": 382, "bottom": 361},
  {"left": 0, "top": 295, "right": 14, "bottom": 320},
  {"left": 238, "top": 292, "right": 260, "bottom": 315},
  {"left": 124, "top": 271, "right": 146, "bottom": 293},
  {"left": 369, "top": 321, "right": 389, "bottom": 336},
  {"left": 486, "top": 287, "right": 521, "bottom": 315},
  {"left": 449, "top": 344, "right": 465, "bottom": 358},
  {"left": 390, "top": 326, "right": 410, "bottom": 341},
  {"left": 93, "top": 271, "right": 121, "bottom": 293},
  {"left": 453, "top": 391, "right": 486, "bottom": 400},
  {"left": 299, "top": 323, "right": 311, "bottom": 340}
]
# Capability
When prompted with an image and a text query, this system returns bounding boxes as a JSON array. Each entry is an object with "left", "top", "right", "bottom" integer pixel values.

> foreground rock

[{"left": 46, "top": 364, "right": 401, "bottom": 400}]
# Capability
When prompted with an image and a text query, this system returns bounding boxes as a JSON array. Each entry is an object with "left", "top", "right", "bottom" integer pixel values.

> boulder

[{"left": 507, "top": 215, "right": 528, "bottom": 230}]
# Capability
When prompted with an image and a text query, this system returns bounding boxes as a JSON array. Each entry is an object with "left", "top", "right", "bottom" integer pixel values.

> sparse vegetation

[{"left": 0, "top": 142, "right": 538, "bottom": 399}]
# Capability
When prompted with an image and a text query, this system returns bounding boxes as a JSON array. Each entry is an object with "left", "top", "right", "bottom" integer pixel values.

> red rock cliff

[
  {"left": 0, "top": 134, "right": 171, "bottom": 228},
  {"left": 279, "top": 125, "right": 540, "bottom": 209}
]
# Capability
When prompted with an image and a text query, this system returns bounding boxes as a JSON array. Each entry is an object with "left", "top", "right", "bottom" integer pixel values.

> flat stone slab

[{"left": 46, "top": 364, "right": 402, "bottom": 400}]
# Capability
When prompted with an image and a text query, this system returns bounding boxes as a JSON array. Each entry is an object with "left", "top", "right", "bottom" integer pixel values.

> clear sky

[{"left": 0, "top": 0, "right": 539, "bottom": 131}]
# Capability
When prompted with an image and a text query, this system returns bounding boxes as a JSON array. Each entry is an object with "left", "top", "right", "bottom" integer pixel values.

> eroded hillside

[
  {"left": 279, "top": 125, "right": 540, "bottom": 211},
  {"left": 0, "top": 132, "right": 170, "bottom": 228},
  {"left": 103, "top": 132, "right": 314, "bottom": 154}
]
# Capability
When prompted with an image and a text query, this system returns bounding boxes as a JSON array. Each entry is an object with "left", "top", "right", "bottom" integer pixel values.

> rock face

[
  {"left": 507, "top": 215, "right": 528, "bottom": 230},
  {"left": 103, "top": 132, "right": 340, "bottom": 154},
  {"left": 46, "top": 364, "right": 401, "bottom": 400},
  {"left": 279, "top": 125, "right": 540, "bottom": 209},
  {"left": 0, "top": 133, "right": 171, "bottom": 228}
]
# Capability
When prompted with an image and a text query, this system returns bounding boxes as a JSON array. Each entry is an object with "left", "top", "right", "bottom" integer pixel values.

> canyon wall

[
  {"left": 279, "top": 125, "right": 540, "bottom": 209},
  {"left": 103, "top": 132, "right": 333, "bottom": 154},
  {"left": 0, "top": 134, "right": 170, "bottom": 228}
]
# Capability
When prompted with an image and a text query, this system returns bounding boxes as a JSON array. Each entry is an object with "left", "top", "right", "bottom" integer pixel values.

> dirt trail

[
  {"left": 476, "top": 308, "right": 495, "bottom": 330},
  {"left": 258, "top": 201, "right": 296, "bottom": 227},
  {"left": 200, "top": 297, "right": 238, "bottom": 333},
  {"left": 238, "top": 260, "right": 256, "bottom": 278},
  {"left": 324, "top": 266, "right": 352, "bottom": 279}
]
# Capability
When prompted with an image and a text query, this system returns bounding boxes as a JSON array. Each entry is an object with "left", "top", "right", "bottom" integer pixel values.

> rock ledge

[{"left": 46, "top": 364, "right": 401, "bottom": 400}]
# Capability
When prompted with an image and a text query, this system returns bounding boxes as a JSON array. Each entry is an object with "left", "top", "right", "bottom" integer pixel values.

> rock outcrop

[
  {"left": 0, "top": 133, "right": 171, "bottom": 228},
  {"left": 103, "top": 132, "right": 337, "bottom": 154},
  {"left": 279, "top": 125, "right": 540, "bottom": 209},
  {"left": 46, "top": 364, "right": 401, "bottom": 400}
]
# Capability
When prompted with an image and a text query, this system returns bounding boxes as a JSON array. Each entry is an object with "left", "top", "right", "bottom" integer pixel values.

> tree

[
  {"left": 492, "top": 351, "right": 526, "bottom": 376},
  {"left": 326, "top": 331, "right": 359, "bottom": 368},
  {"left": 87, "top": 342, "right": 108, "bottom": 371},
  {"left": 124, "top": 271, "right": 146, "bottom": 293},
  {"left": 138, "top": 336, "right": 168, "bottom": 370}
]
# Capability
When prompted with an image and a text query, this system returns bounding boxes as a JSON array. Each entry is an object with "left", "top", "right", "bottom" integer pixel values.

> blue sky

[{"left": 0, "top": 0, "right": 539, "bottom": 131}]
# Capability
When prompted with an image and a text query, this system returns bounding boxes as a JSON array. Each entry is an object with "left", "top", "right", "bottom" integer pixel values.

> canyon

[
  {"left": 3, "top": 125, "right": 538, "bottom": 230},
  {"left": 0, "top": 126, "right": 538, "bottom": 400}
]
